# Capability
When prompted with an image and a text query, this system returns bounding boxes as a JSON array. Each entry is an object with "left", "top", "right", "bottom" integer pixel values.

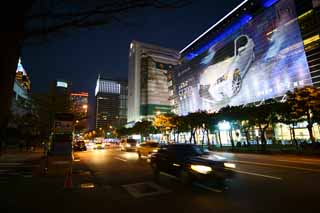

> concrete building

[
  {"left": 95, "top": 76, "right": 127, "bottom": 129},
  {"left": 127, "top": 41, "right": 180, "bottom": 124}
]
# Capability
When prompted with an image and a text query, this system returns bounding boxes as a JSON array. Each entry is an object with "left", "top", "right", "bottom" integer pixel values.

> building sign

[
  {"left": 174, "top": 0, "right": 312, "bottom": 115},
  {"left": 57, "top": 81, "right": 68, "bottom": 88},
  {"left": 53, "top": 120, "right": 73, "bottom": 133}
]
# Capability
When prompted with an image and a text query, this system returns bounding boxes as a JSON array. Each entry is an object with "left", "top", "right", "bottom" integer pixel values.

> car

[
  {"left": 120, "top": 138, "right": 137, "bottom": 151},
  {"left": 137, "top": 141, "right": 160, "bottom": 159},
  {"left": 150, "top": 144, "right": 236, "bottom": 185},
  {"left": 94, "top": 142, "right": 104, "bottom": 149},
  {"left": 199, "top": 34, "right": 255, "bottom": 102},
  {"left": 73, "top": 140, "right": 87, "bottom": 151}
]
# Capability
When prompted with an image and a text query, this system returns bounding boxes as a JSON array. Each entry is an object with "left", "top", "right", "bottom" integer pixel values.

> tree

[
  {"left": 244, "top": 100, "right": 280, "bottom": 151},
  {"left": 277, "top": 102, "right": 304, "bottom": 148},
  {"left": 0, "top": 0, "right": 191, "bottom": 148},
  {"left": 153, "top": 114, "right": 176, "bottom": 142},
  {"left": 184, "top": 112, "right": 202, "bottom": 144},
  {"left": 217, "top": 106, "right": 245, "bottom": 149},
  {"left": 286, "top": 86, "right": 320, "bottom": 143},
  {"left": 132, "top": 120, "right": 158, "bottom": 141}
]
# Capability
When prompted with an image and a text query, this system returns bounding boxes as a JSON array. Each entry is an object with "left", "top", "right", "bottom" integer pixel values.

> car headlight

[
  {"left": 190, "top": 165, "right": 212, "bottom": 174},
  {"left": 224, "top": 163, "right": 236, "bottom": 169},
  {"left": 126, "top": 144, "right": 131, "bottom": 148}
]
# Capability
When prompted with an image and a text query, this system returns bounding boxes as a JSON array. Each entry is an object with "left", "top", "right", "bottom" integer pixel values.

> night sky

[{"left": 21, "top": 0, "right": 243, "bottom": 127}]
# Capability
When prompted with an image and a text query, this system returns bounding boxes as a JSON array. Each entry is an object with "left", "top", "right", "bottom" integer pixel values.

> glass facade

[
  {"left": 174, "top": 0, "right": 316, "bottom": 115},
  {"left": 95, "top": 77, "right": 128, "bottom": 129},
  {"left": 140, "top": 57, "right": 175, "bottom": 117}
]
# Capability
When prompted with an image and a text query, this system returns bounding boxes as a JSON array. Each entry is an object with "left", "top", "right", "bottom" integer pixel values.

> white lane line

[
  {"left": 114, "top": 157, "right": 127, "bottom": 162},
  {"left": 230, "top": 160, "right": 320, "bottom": 173},
  {"left": 193, "top": 183, "right": 222, "bottom": 193},
  {"left": 301, "top": 158, "right": 320, "bottom": 162},
  {"left": 228, "top": 169, "right": 282, "bottom": 180},
  {"left": 160, "top": 172, "right": 178, "bottom": 180},
  {"left": 276, "top": 159, "right": 320, "bottom": 165},
  {"left": 159, "top": 172, "right": 222, "bottom": 192}
]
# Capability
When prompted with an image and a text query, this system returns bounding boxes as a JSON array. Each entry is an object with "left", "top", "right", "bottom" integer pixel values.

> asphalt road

[{"left": 1, "top": 148, "right": 320, "bottom": 213}]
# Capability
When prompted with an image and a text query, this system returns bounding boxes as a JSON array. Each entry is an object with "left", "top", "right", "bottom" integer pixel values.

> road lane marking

[
  {"left": 114, "top": 157, "right": 127, "bottom": 162},
  {"left": 230, "top": 160, "right": 320, "bottom": 173},
  {"left": 228, "top": 169, "right": 282, "bottom": 180},
  {"left": 193, "top": 183, "right": 222, "bottom": 193},
  {"left": 159, "top": 172, "right": 222, "bottom": 192},
  {"left": 301, "top": 158, "right": 320, "bottom": 162},
  {"left": 160, "top": 171, "right": 178, "bottom": 179},
  {"left": 276, "top": 159, "right": 320, "bottom": 165}
]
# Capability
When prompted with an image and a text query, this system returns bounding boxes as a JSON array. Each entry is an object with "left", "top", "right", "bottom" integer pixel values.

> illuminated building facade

[
  {"left": 173, "top": 0, "right": 320, "bottom": 143},
  {"left": 95, "top": 76, "right": 127, "bottom": 129},
  {"left": 174, "top": 0, "right": 320, "bottom": 115},
  {"left": 128, "top": 41, "right": 180, "bottom": 124},
  {"left": 70, "top": 92, "right": 88, "bottom": 117},
  {"left": 11, "top": 58, "right": 31, "bottom": 115}
]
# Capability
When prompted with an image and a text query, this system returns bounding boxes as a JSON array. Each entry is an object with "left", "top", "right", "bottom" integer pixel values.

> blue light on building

[
  {"left": 262, "top": 0, "right": 279, "bottom": 8},
  {"left": 185, "top": 14, "right": 253, "bottom": 60}
]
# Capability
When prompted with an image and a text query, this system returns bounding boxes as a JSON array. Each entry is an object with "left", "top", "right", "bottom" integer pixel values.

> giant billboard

[{"left": 174, "top": 0, "right": 313, "bottom": 115}]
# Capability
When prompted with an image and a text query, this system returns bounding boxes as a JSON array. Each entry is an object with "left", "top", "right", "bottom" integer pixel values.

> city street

[{"left": 2, "top": 147, "right": 319, "bottom": 213}]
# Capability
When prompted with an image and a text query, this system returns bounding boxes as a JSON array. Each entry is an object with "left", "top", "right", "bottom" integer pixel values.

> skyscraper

[
  {"left": 95, "top": 76, "right": 127, "bottom": 129},
  {"left": 127, "top": 41, "right": 180, "bottom": 124},
  {"left": 70, "top": 92, "right": 88, "bottom": 118}
]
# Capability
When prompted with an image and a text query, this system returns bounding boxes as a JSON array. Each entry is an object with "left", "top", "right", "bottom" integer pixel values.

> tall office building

[
  {"left": 95, "top": 76, "right": 127, "bottom": 129},
  {"left": 11, "top": 58, "right": 31, "bottom": 116},
  {"left": 70, "top": 92, "right": 88, "bottom": 117},
  {"left": 128, "top": 41, "right": 180, "bottom": 124},
  {"left": 49, "top": 79, "right": 71, "bottom": 113}
]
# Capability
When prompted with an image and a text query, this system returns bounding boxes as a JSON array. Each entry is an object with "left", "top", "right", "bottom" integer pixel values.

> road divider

[
  {"left": 228, "top": 168, "right": 283, "bottom": 180},
  {"left": 114, "top": 157, "right": 127, "bottom": 162},
  {"left": 193, "top": 183, "right": 222, "bottom": 193},
  {"left": 230, "top": 160, "right": 320, "bottom": 173},
  {"left": 276, "top": 159, "right": 320, "bottom": 165}
]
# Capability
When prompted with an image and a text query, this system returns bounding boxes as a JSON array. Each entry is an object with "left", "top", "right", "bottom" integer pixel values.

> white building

[{"left": 127, "top": 41, "right": 180, "bottom": 124}]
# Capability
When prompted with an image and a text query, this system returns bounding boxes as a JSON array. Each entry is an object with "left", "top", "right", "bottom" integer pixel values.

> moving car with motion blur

[
  {"left": 137, "top": 141, "right": 160, "bottom": 159},
  {"left": 150, "top": 144, "right": 236, "bottom": 185},
  {"left": 94, "top": 141, "right": 104, "bottom": 149},
  {"left": 120, "top": 138, "right": 137, "bottom": 151}
]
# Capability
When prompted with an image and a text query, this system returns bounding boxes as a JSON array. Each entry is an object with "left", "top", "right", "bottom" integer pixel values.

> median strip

[
  {"left": 228, "top": 168, "right": 282, "bottom": 180},
  {"left": 230, "top": 160, "right": 320, "bottom": 173},
  {"left": 193, "top": 183, "right": 222, "bottom": 193},
  {"left": 114, "top": 157, "right": 127, "bottom": 162}
]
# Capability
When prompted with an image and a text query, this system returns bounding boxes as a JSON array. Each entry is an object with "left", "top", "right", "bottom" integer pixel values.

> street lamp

[
  {"left": 99, "top": 127, "right": 102, "bottom": 131},
  {"left": 109, "top": 125, "right": 113, "bottom": 129},
  {"left": 76, "top": 120, "right": 79, "bottom": 124}
]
